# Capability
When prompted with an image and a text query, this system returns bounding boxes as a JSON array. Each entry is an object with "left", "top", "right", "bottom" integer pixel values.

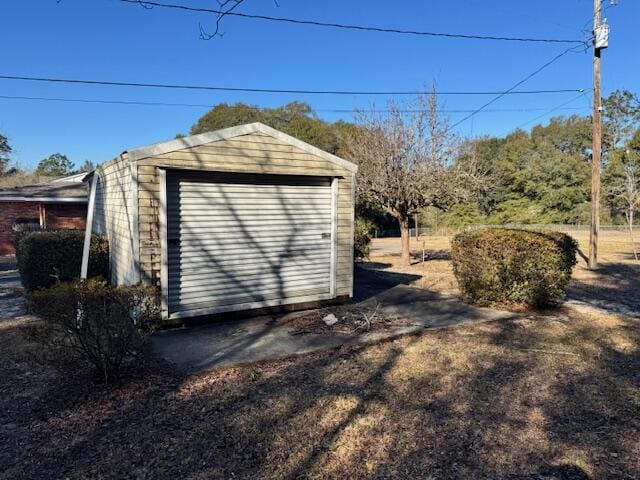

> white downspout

[{"left": 80, "top": 172, "right": 98, "bottom": 280}]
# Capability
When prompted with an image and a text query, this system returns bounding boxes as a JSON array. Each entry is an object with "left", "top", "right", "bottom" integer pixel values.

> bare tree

[
  {"left": 345, "top": 91, "right": 467, "bottom": 265},
  {"left": 606, "top": 146, "right": 640, "bottom": 260}
]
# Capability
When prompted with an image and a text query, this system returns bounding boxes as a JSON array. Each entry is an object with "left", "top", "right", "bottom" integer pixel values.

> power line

[
  {"left": 0, "top": 93, "right": 591, "bottom": 114},
  {"left": 515, "top": 91, "right": 592, "bottom": 129},
  {"left": 119, "top": 0, "right": 587, "bottom": 44},
  {"left": 0, "top": 74, "right": 587, "bottom": 96},
  {"left": 450, "top": 45, "right": 586, "bottom": 128}
]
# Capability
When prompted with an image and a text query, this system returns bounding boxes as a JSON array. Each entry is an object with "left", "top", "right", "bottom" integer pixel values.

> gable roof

[{"left": 126, "top": 122, "right": 358, "bottom": 173}]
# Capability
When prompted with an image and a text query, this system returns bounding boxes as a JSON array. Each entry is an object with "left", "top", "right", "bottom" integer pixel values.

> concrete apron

[{"left": 150, "top": 284, "right": 520, "bottom": 373}]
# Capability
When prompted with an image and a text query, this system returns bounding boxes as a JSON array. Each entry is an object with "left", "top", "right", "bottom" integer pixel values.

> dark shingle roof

[{"left": 0, "top": 181, "right": 88, "bottom": 202}]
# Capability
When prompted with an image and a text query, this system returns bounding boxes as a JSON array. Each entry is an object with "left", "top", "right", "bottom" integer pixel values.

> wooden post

[
  {"left": 38, "top": 203, "right": 45, "bottom": 229},
  {"left": 414, "top": 212, "right": 419, "bottom": 239},
  {"left": 589, "top": 0, "right": 602, "bottom": 270}
]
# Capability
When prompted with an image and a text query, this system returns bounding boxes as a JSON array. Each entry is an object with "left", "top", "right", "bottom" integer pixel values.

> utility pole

[{"left": 589, "top": 0, "right": 607, "bottom": 269}]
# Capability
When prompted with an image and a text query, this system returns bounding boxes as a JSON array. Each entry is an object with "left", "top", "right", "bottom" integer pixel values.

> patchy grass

[{"left": 1, "top": 306, "right": 639, "bottom": 479}]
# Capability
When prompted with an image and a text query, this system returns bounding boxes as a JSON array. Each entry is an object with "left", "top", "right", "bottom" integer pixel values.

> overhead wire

[
  {"left": 0, "top": 93, "right": 591, "bottom": 114},
  {"left": 515, "top": 90, "right": 593, "bottom": 129},
  {"left": 449, "top": 45, "right": 587, "bottom": 128},
  {"left": 119, "top": 0, "right": 587, "bottom": 44},
  {"left": 0, "top": 74, "right": 587, "bottom": 96}
]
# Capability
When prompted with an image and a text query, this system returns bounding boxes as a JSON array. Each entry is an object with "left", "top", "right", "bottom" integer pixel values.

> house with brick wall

[{"left": 0, "top": 173, "right": 89, "bottom": 255}]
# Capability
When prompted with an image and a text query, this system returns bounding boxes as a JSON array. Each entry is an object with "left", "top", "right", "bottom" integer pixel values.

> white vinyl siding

[
  {"left": 91, "top": 153, "right": 138, "bottom": 285},
  {"left": 165, "top": 171, "right": 333, "bottom": 318}
]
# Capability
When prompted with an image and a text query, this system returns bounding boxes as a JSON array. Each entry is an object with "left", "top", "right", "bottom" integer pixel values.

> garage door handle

[{"left": 321, "top": 233, "right": 331, "bottom": 239}]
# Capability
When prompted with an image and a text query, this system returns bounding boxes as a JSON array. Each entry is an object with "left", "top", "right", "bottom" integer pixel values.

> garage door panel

[
  {"left": 169, "top": 276, "right": 331, "bottom": 302},
  {"left": 174, "top": 197, "right": 330, "bottom": 208},
  {"left": 173, "top": 229, "right": 328, "bottom": 242},
  {"left": 169, "top": 218, "right": 330, "bottom": 230},
  {"left": 168, "top": 251, "right": 330, "bottom": 271},
  {"left": 171, "top": 286, "right": 330, "bottom": 314},
  {"left": 170, "top": 264, "right": 331, "bottom": 285},
  {"left": 166, "top": 171, "right": 334, "bottom": 316},
  {"left": 169, "top": 237, "right": 329, "bottom": 254}
]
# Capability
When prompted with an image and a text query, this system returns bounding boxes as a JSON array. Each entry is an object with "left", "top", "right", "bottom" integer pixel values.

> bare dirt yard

[{"left": 1, "top": 230, "right": 639, "bottom": 479}]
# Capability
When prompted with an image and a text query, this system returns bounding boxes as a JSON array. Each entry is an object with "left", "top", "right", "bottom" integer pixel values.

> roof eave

[
  {"left": 0, "top": 197, "right": 88, "bottom": 203},
  {"left": 126, "top": 122, "right": 358, "bottom": 173}
]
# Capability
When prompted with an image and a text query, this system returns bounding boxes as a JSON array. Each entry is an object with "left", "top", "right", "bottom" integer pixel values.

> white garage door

[{"left": 166, "top": 171, "right": 335, "bottom": 318}]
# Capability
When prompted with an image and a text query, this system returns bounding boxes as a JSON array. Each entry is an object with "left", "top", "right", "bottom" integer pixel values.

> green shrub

[
  {"left": 16, "top": 229, "right": 109, "bottom": 291},
  {"left": 25, "top": 279, "right": 160, "bottom": 383},
  {"left": 354, "top": 217, "right": 375, "bottom": 260},
  {"left": 451, "top": 228, "right": 578, "bottom": 308}
]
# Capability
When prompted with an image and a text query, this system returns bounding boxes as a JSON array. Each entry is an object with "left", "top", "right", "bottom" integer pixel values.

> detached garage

[{"left": 84, "top": 122, "right": 356, "bottom": 321}]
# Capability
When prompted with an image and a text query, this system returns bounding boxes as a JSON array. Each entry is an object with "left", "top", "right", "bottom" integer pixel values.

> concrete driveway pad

[{"left": 151, "top": 284, "right": 518, "bottom": 373}]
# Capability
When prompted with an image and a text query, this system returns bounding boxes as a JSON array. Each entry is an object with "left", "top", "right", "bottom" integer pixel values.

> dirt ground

[
  {"left": 1, "top": 304, "right": 639, "bottom": 479},
  {"left": 366, "top": 230, "right": 640, "bottom": 312},
  {"left": 1, "top": 230, "right": 639, "bottom": 479}
]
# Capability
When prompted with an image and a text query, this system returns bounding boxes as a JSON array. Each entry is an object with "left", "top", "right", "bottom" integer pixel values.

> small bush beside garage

[
  {"left": 26, "top": 278, "right": 160, "bottom": 383},
  {"left": 16, "top": 229, "right": 109, "bottom": 291},
  {"left": 354, "top": 217, "right": 374, "bottom": 260},
  {"left": 451, "top": 228, "right": 578, "bottom": 308}
]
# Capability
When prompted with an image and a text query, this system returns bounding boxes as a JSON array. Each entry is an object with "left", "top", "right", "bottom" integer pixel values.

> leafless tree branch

[{"left": 199, "top": 0, "right": 246, "bottom": 39}]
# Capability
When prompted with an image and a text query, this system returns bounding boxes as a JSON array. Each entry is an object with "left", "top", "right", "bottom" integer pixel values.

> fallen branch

[{"left": 512, "top": 347, "right": 581, "bottom": 357}]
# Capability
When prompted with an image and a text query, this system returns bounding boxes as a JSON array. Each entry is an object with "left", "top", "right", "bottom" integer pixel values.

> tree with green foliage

[
  {"left": 448, "top": 115, "right": 593, "bottom": 226},
  {"left": 0, "top": 133, "right": 12, "bottom": 176},
  {"left": 189, "top": 101, "right": 347, "bottom": 155},
  {"left": 77, "top": 160, "right": 95, "bottom": 173},
  {"left": 35, "top": 153, "right": 74, "bottom": 177},
  {"left": 603, "top": 89, "right": 640, "bottom": 150}
]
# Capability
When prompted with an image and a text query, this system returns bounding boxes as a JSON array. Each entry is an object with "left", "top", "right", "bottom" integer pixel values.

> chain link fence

[{"left": 373, "top": 224, "right": 633, "bottom": 238}]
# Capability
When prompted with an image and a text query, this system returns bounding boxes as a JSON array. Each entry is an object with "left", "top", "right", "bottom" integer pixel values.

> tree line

[
  {"left": 0, "top": 137, "right": 94, "bottom": 186},
  {"left": 2, "top": 90, "right": 638, "bottom": 263}
]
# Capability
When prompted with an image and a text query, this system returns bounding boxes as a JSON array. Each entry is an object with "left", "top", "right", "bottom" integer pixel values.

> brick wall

[
  {"left": 0, "top": 202, "right": 40, "bottom": 255},
  {"left": 0, "top": 202, "right": 88, "bottom": 256},
  {"left": 45, "top": 203, "right": 87, "bottom": 230}
]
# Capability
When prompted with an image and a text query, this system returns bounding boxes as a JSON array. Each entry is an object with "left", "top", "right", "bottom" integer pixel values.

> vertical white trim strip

[
  {"left": 330, "top": 177, "right": 338, "bottom": 298},
  {"left": 130, "top": 159, "right": 141, "bottom": 284},
  {"left": 349, "top": 174, "right": 356, "bottom": 298},
  {"left": 158, "top": 168, "right": 169, "bottom": 318},
  {"left": 80, "top": 173, "right": 99, "bottom": 280}
]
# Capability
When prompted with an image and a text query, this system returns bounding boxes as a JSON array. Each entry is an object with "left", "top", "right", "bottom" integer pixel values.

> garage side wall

[
  {"left": 136, "top": 132, "right": 355, "bottom": 297},
  {"left": 91, "top": 153, "right": 139, "bottom": 285}
]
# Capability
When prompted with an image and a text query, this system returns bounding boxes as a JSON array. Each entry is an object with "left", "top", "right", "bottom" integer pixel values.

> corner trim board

[
  {"left": 80, "top": 172, "right": 99, "bottom": 280},
  {"left": 330, "top": 177, "right": 338, "bottom": 297},
  {"left": 158, "top": 168, "right": 169, "bottom": 318}
]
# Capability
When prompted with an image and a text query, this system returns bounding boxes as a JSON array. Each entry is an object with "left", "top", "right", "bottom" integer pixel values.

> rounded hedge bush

[
  {"left": 451, "top": 228, "right": 578, "bottom": 308},
  {"left": 16, "top": 229, "right": 109, "bottom": 291}
]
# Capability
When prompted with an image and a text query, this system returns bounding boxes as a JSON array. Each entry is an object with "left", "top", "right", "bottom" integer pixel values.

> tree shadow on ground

[
  {"left": 353, "top": 263, "right": 422, "bottom": 301},
  {"left": 569, "top": 260, "right": 640, "bottom": 311},
  {"left": 504, "top": 464, "right": 591, "bottom": 480},
  {"left": 410, "top": 248, "right": 451, "bottom": 262},
  {"left": 2, "top": 309, "right": 639, "bottom": 479}
]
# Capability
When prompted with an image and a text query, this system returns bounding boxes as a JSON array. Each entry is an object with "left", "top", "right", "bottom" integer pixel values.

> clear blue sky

[{"left": 1, "top": 0, "right": 638, "bottom": 169}]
